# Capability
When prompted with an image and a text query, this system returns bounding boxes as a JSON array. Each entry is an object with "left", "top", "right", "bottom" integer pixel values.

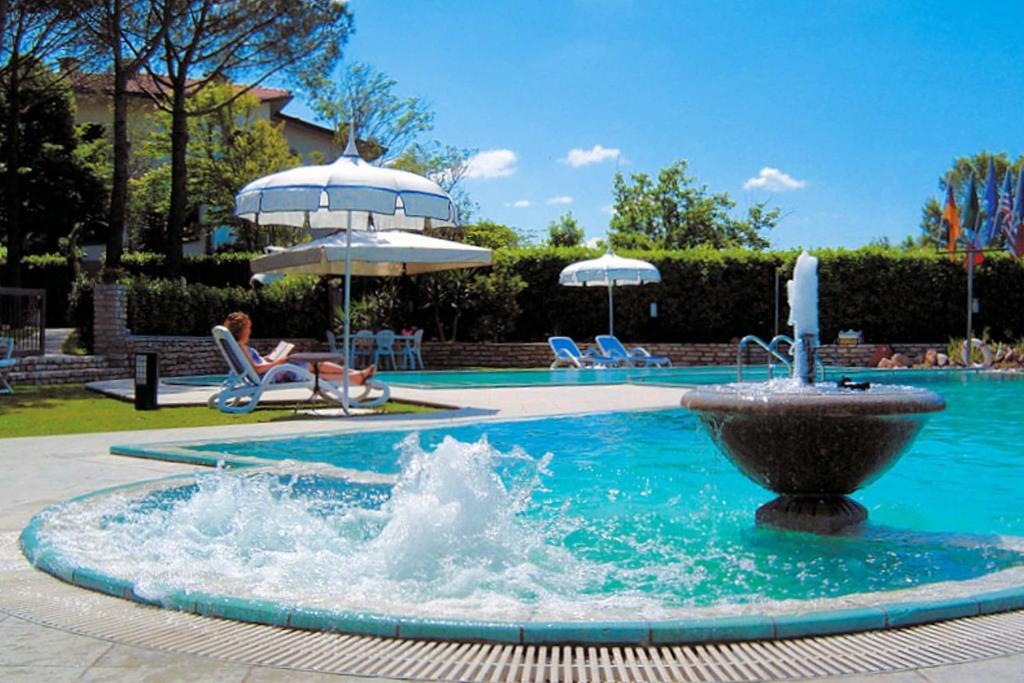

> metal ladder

[{"left": 736, "top": 334, "right": 826, "bottom": 382}]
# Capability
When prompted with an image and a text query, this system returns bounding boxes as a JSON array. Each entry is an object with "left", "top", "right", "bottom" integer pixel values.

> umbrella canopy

[
  {"left": 235, "top": 143, "right": 457, "bottom": 231},
  {"left": 251, "top": 230, "right": 492, "bottom": 277},
  {"left": 234, "top": 133, "right": 461, "bottom": 413},
  {"left": 559, "top": 250, "right": 661, "bottom": 336}
]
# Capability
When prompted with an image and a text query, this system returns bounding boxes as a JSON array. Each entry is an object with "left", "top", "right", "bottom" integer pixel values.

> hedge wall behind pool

[
  {"left": 500, "top": 247, "right": 1024, "bottom": 344},
  {"left": 67, "top": 247, "right": 1024, "bottom": 349}
]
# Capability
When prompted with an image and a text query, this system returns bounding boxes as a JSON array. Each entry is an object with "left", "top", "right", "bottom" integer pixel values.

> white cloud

[
  {"left": 743, "top": 167, "right": 806, "bottom": 192},
  {"left": 546, "top": 195, "right": 573, "bottom": 205},
  {"left": 563, "top": 144, "right": 621, "bottom": 168},
  {"left": 584, "top": 237, "right": 603, "bottom": 248},
  {"left": 504, "top": 199, "right": 531, "bottom": 208},
  {"left": 600, "top": 204, "right": 615, "bottom": 215},
  {"left": 465, "top": 149, "right": 518, "bottom": 179}
]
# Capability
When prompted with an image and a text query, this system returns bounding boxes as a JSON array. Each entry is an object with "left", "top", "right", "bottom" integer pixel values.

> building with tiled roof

[{"left": 68, "top": 69, "right": 342, "bottom": 164}]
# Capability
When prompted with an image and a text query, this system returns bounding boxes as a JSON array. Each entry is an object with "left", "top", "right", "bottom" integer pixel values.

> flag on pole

[
  {"left": 997, "top": 171, "right": 1019, "bottom": 256},
  {"left": 1012, "top": 169, "right": 1024, "bottom": 259},
  {"left": 979, "top": 157, "right": 999, "bottom": 247},
  {"left": 961, "top": 174, "right": 984, "bottom": 268},
  {"left": 942, "top": 181, "right": 960, "bottom": 259}
]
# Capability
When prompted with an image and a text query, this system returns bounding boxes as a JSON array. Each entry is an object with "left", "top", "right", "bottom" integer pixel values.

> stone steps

[{"left": 8, "top": 355, "right": 128, "bottom": 386}]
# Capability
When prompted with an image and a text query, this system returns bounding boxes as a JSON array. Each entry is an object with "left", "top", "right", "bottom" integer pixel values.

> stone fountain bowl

[{"left": 681, "top": 383, "right": 946, "bottom": 496}]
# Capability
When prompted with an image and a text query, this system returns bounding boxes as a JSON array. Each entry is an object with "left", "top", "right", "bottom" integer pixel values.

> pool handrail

[{"left": 737, "top": 334, "right": 826, "bottom": 382}]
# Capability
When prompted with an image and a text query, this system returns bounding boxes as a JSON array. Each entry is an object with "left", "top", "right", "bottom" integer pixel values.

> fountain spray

[{"left": 787, "top": 251, "right": 819, "bottom": 384}]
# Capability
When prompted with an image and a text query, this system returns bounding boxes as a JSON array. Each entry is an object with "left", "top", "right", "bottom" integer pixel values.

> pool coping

[{"left": 19, "top": 469, "right": 1024, "bottom": 647}]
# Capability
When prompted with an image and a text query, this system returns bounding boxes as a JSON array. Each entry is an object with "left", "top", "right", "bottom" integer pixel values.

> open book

[{"left": 266, "top": 341, "right": 294, "bottom": 362}]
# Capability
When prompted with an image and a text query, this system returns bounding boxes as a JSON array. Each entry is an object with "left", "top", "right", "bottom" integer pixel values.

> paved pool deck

[{"left": 1, "top": 383, "right": 1023, "bottom": 682}]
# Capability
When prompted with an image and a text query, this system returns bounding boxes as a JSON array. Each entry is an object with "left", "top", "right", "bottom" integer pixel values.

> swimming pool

[{"left": 23, "top": 372, "right": 1024, "bottom": 643}]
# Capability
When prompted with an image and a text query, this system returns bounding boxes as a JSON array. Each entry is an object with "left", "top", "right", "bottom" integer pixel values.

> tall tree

[
  {"left": 918, "top": 152, "right": 1024, "bottom": 248},
  {"left": 547, "top": 211, "right": 584, "bottom": 247},
  {"left": 143, "top": 0, "right": 352, "bottom": 276},
  {"left": 609, "top": 160, "right": 779, "bottom": 251},
  {"left": 0, "top": 70, "right": 107, "bottom": 254},
  {"left": 134, "top": 81, "right": 300, "bottom": 251},
  {"left": 75, "top": 0, "right": 169, "bottom": 275},
  {"left": 0, "top": 0, "right": 78, "bottom": 285},
  {"left": 306, "top": 62, "right": 433, "bottom": 164}
]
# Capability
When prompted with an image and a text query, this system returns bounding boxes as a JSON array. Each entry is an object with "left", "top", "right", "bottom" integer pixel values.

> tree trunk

[
  {"left": 3, "top": 58, "right": 21, "bottom": 287},
  {"left": 165, "top": 84, "right": 188, "bottom": 277},
  {"left": 107, "top": 65, "right": 129, "bottom": 275},
  {"left": 105, "top": 0, "right": 127, "bottom": 277}
]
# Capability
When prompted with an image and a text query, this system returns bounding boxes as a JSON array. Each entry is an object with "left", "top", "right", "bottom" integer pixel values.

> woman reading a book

[{"left": 223, "top": 312, "right": 376, "bottom": 385}]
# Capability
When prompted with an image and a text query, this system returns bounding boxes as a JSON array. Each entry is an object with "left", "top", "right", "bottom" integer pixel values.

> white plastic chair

[
  {"left": 351, "top": 330, "right": 375, "bottom": 367},
  {"left": 401, "top": 328, "right": 425, "bottom": 370},
  {"left": 374, "top": 329, "right": 398, "bottom": 369},
  {"left": 207, "top": 326, "right": 389, "bottom": 413},
  {"left": 0, "top": 337, "right": 14, "bottom": 395}
]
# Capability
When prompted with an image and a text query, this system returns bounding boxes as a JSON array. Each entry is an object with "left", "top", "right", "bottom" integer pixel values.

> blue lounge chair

[
  {"left": 596, "top": 335, "right": 672, "bottom": 368},
  {"left": 208, "top": 326, "right": 389, "bottom": 413},
  {"left": 0, "top": 337, "right": 14, "bottom": 395},
  {"left": 548, "top": 336, "right": 621, "bottom": 369}
]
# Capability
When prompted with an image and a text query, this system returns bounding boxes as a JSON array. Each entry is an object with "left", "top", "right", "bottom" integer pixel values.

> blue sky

[{"left": 285, "top": 1, "right": 1024, "bottom": 249}]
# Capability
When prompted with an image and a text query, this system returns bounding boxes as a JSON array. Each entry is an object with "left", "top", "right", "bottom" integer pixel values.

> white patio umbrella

[
  {"left": 235, "top": 132, "right": 459, "bottom": 412},
  {"left": 559, "top": 249, "right": 661, "bottom": 336},
  {"left": 250, "top": 230, "right": 492, "bottom": 277}
]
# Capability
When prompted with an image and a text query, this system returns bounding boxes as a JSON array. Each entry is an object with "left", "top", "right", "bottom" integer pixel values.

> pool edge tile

[
  {"left": 773, "top": 607, "right": 887, "bottom": 639},
  {"left": 651, "top": 615, "right": 774, "bottom": 644},
  {"left": 522, "top": 621, "right": 650, "bottom": 645},
  {"left": 884, "top": 598, "right": 980, "bottom": 628}
]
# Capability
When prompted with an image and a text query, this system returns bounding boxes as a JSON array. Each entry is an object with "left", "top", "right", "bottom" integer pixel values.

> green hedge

[
  {"left": 126, "top": 276, "right": 329, "bottom": 338},
  {"left": 122, "top": 252, "right": 258, "bottom": 287},
  {"left": 2, "top": 252, "right": 260, "bottom": 327},
  {"left": 64, "top": 247, "right": 1024, "bottom": 348}
]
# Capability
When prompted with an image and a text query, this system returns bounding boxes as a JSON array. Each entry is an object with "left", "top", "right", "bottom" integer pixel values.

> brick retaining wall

[
  {"left": 5, "top": 338, "right": 949, "bottom": 384},
  {"left": 419, "top": 341, "right": 944, "bottom": 370},
  {"left": 126, "top": 336, "right": 324, "bottom": 378},
  {"left": 9, "top": 354, "right": 126, "bottom": 385},
  {"left": 82, "top": 337, "right": 948, "bottom": 377}
]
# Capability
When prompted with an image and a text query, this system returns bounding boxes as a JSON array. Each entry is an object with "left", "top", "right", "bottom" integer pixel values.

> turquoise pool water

[
  {"left": 46, "top": 371, "right": 1019, "bottom": 621},
  {"left": 165, "top": 365, "right": 890, "bottom": 389},
  {"left": 162, "top": 366, "right": 771, "bottom": 388}
]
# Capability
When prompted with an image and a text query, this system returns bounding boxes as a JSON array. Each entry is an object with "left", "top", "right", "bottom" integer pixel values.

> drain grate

[{"left": 3, "top": 539, "right": 1024, "bottom": 682}]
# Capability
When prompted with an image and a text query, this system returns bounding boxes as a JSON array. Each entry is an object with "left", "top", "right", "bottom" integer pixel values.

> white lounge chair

[
  {"left": 208, "top": 326, "right": 389, "bottom": 413},
  {"left": 596, "top": 335, "right": 672, "bottom": 368},
  {"left": 548, "top": 336, "right": 621, "bottom": 369},
  {"left": 0, "top": 337, "right": 14, "bottom": 395}
]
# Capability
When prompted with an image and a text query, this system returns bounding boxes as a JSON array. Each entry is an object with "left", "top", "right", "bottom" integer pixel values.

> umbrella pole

[
  {"left": 608, "top": 283, "right": 614, "bottom": 336},
  {"left": 342, "top": 210, "right": 353, "bottom": 414}
]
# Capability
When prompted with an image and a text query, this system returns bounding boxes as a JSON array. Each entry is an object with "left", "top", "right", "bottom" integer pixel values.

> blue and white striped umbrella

[{"left": 235, "top": 139, "right": 457, "bottom": 231}]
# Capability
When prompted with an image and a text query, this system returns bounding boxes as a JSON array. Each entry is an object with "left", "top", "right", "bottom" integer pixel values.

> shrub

[
  {"left": 126, "top": 276, "right": 328, "bottom": 339},
  {"left": 122, "top": 251, "right": 259, "bottom": 287}
]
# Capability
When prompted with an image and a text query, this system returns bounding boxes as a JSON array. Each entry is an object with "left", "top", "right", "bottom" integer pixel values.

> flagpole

[{"left": 966, "top": 245, "right": 974, "bottom": 343}]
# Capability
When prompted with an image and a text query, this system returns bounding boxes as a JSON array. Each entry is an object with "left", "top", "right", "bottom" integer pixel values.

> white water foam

[{"left": 31, "top": 433, "right": 1019, "bottom": 622}]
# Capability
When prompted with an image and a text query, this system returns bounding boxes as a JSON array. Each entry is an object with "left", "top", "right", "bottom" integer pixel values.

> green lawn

[{"left": 0, "top": 385, "right": 434, "bottom": 438}]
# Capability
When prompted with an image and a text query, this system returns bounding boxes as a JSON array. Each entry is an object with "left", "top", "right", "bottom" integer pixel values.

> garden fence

[{"left": 0, "top": 287, "right": 46, "bottom": 356}]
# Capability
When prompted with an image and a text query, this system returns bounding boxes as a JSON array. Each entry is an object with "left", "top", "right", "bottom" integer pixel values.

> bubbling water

[
  {"left": 31, "top": 431, "right": 1023, "bottom": 621},
  {"left": 36, "top": 435, "right": 623, "bottom": 618}
]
